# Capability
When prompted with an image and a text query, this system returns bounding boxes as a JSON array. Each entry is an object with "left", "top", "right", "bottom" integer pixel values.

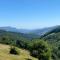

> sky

[{"left": 0, "top": 0, "right": 60, "bottom": 29}]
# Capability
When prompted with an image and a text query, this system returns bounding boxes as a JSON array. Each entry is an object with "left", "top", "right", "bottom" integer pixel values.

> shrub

[
  {"left": 10, "top": 46, "right": 19, "bottom": 55},
  {"left": 28, "top": 39, "right": 51, "bottom": 60}
]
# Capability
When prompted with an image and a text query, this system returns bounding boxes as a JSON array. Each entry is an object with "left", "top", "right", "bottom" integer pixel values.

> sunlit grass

[{"left": 0, "top": 44, "right": 38, "bottom": 60}]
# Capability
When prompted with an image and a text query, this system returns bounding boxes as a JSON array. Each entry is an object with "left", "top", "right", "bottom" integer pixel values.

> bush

[
  {"left": 10, "top": 46, "right": 19, "bottom": 55},
  {"left": 28, "top": 39, "right": 51, "bottom": 60}
]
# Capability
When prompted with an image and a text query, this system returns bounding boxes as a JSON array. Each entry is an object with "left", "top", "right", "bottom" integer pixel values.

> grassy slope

[{"left": 0, "top": 44, "right": 38, "bottom": 60}]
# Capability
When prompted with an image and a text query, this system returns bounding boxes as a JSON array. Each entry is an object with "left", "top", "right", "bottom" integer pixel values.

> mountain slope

[
  {"left": 41, "top": 26, "right": 60, "bottom": 38},
  {"left": 40, "top": 26, "right": 60, "bottom": 60}
]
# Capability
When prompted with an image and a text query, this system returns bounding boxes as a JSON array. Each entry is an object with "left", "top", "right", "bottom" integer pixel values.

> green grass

[{"left": 0, "top": 44, "right": 38, "bottom": 60}]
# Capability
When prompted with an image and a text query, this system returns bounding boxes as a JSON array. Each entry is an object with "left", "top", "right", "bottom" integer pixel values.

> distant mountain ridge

[
  {"left": 0, "top": 27, "right": 31, "bottom": 33},
  {"left": 0, "top": 25, "right": 60, "bottom": 36},
  {"left": 40, "top": 25, "right": 60, "bottom": 38}
]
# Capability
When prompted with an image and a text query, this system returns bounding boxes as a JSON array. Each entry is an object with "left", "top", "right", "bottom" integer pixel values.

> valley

[{"left": 0, "top": 26, "right": 60, "bottom": 60}]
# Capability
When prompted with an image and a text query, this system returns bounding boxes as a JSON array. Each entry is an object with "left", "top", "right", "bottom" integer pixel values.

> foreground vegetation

[{"left": 0, "top": 44, "right": 38, "bottom": 60}]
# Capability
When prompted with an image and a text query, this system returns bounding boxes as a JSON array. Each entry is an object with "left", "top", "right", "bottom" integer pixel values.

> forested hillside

[{"left": 41, "top": 26, "right": 60, "bottom": 60}]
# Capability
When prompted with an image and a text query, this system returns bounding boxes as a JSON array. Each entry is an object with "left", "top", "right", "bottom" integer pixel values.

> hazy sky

[{"left": 0, "top": 0, "right": 60, "bottom": 29}]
